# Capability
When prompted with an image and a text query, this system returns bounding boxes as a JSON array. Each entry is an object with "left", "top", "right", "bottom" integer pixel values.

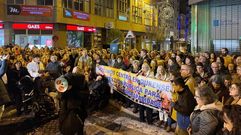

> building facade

[
  {"left": 0, "top": 0, "right": 158, "bottom": 50},
  {"left": 190, "top": 0, "right": 241, "bottom": 54}
]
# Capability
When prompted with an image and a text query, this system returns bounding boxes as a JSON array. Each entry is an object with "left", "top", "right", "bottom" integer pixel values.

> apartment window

[
  {"left": 74, "top": 0, "right": 84, "bottom": 11},
  {"left": 7, "top": 0, "right": 25, "bottom": 4},
  {"left": 106, "top": 0, "right": 114, "bottom": 18},
  {"left": 118, "top": 0, "right": 130, "bottom": 21},
  {"left": 95, "top": 0, "right": 114, "bottom": 18},
  {"left": 144, "top": 3, "right": 152, "bottom": 26},
  {"left": 132, "top": 0, "right": 142, "bottom": 24},
  {"left": 84, "top": 0, "right": 90, "bottom": 13},
  {"left": 37, "top": 0, "right": 53, "bottom": 5},
  {"left": 63, "top": 0, "right": 72, "bottom": 9},
  {"left": 95, "top": 0, "right": 102, "bottom": 16}
]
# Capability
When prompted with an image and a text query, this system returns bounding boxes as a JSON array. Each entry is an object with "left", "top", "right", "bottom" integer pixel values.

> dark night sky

[{"left": 179, "top": 0, "right": 188, "bottom": 14}]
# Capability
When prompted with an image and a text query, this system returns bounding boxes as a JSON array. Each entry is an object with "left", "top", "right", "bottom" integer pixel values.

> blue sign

[
  {"left": 213, "top": 20, "right": 219, "bottom": 27},
  {"left": 64, "top": 9, "right": 72, "bottom": 17},
  {"left": 119, "top": 15, "right": 128, "bottom": 21},
  {"left": 110, "top": 43, "right": 119, "bottom": 54}
]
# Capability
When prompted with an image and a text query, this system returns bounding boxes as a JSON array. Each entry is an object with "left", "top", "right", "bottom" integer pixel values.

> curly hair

[{"left": 222, "top": 105, "right": 241, "bottom": 135}]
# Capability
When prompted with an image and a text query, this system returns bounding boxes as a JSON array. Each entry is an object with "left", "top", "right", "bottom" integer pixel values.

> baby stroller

[
  {"left": 88, "top": 77, "right": 110, "bottom": 112},
  {"left": 17, "top": 75, "right": 35, "bottom": 114},
  {"left": 17, "top": 75, "right": 55, "bottom": 117}
]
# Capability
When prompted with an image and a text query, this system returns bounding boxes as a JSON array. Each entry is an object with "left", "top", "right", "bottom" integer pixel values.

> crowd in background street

[{"left": 0, "top": 44, "right": 240, "bottom": 135}]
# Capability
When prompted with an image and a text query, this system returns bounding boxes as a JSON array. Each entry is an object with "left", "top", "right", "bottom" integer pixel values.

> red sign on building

[
  {"left": 66, "top": 25, "right": 96, "bottom": 32},
  {"left": 0, "top": 24, "right": 4, "bottom": 29},
  {"left": 12, "top": 23, "right": 54, "bottom": 30}
]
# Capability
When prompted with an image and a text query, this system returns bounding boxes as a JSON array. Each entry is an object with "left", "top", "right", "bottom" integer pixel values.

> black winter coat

[
  {"left": 174, "top": 85, "right": 196, "bottom": 116},
  {"left": 59, "top": 73, "right": 89, "bottom": 135}
]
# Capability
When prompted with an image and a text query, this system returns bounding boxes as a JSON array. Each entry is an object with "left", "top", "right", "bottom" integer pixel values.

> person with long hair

[
  {"left": 138, "top": 63, "right": 154, "bottom": 124},
  {"left": 221, "top": 105, "right": 241, "bottom": 135}
]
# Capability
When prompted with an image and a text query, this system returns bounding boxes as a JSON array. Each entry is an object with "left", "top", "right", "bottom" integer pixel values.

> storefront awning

[{"left": 189, "top": 0, "right": 206, "bottom": 5}]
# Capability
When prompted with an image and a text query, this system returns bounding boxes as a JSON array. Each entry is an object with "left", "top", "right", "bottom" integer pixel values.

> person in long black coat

[
  {"left": 88, "top": 75, "right": 110, "bottom": 112},
  {"left": 58, "top": 73, "right": 89, "bottom": 135},
  {"left": 7, "top": 61, "right": 29, "bottom": 115}
]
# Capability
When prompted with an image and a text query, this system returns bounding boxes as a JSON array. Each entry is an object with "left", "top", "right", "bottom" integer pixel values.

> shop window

[
  {"left": 7, "top": 0, "right": 25, "bottom": 4},
  {"left": 14, "top": 30, "right": 26, "bottom": 34},
  {"left": 67, "top": 31, "right": 84, "bottom": 48},
  {"left": 28, "top": 30, "right": 40, "bottom": 34},
  {"left": 37, "top": 0, "right": 53, "bottom": 5},
  {"left": 213, "top": 40, "right": 240, "bottom": 53},
  {"left": 41, "top": 30, "right": 52, "bottom": 34},
  {"left": 209, "top": 4, "right": 241, "bottom": 53}
]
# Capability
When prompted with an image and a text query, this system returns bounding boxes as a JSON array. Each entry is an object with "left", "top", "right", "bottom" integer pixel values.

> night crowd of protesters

[{"left": 0, "top": 44, "right": 240, "bottom": 135}]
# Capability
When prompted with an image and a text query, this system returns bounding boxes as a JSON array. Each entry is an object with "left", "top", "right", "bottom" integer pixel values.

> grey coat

[{"left": 190, "top": 101, "right": 223, "bottom": 135}]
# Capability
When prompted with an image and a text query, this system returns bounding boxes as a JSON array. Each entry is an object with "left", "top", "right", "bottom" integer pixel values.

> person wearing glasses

[
  {"left": 225, "top": 83, "right": 241, "bottom": 106},
  {"left": 188, "top": 85, "right": 223, "bottom": 135},
  {"left": 180, "top": 64, "right": 196, "bottom": 95}
]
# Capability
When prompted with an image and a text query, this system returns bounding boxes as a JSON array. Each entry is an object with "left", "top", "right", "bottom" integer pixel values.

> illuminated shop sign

[
  {"left": 118, "top": 15, "right": 128, "bottom": 21},
  {"left": 64, "top": 9, "right": 73, "bottom": 17},
  {"left": 73, "top": 11, "right": 89, "bottom": 20},
  {"left": 12, "top": 23, "right": 54, "bottom": 30},
  {"left": 64, "top": 9, "right": 90, "bottom": 20},
  {"left": 66, "top": 25, "right": 96, "bottom": 32},
  {"left": 7, "top": 5, "right": 52, "bottom": 17},
  {"left": 0, "top": 24, "right": 4, "bottom": 29}
]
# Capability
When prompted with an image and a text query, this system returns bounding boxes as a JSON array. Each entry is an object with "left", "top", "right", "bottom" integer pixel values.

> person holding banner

[
  {"left": 138, "top": 63, "right": 154, "bottom": 124},
  {"left": 155, "top": 65, "right": 172, "bottom": 128},
  {"left": 126, "top": 60, "right": 140, "bottom": 113}
]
